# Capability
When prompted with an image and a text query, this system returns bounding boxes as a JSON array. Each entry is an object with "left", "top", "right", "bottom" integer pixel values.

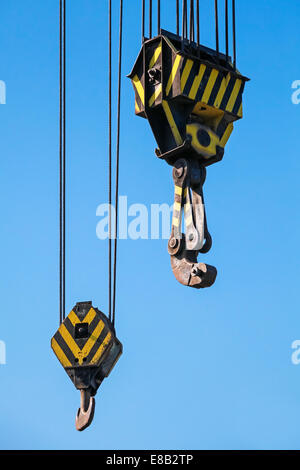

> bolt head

[{"left": 169, "top": 237, "right": 178, "bottom": 249}]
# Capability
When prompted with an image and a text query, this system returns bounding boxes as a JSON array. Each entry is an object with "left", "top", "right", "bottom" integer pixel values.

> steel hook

[
  {"left": 170, "top": 248, "right": 217, "bottom": 289},
  {"left": 75, "top": 389, "right": 96, "bottom": 432}
]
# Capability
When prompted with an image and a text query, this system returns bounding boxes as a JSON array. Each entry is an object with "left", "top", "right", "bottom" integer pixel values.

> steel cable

[
  {"left": 108, "top": 0, "right": 112, "bottom": 322},
  {"left": 190, "top": 0, "right": 195, "bottom": 42},
  {"left": 225, "top": 0, "right": 229, "bottom": 61},
  {"left": 196, "top": 0, "right": 200, "bottom": 45},
  {"left": 215, "top": 0, "right": 219, "bottom": 59},
  {"left": 232, "top": 0, "right": 236, "bottom": 68},
  {"left": 112, "top": 0, "right": 124, "bottom": 327},
  {"left": 59, "top": 0, "right": 66, "bottom": 324}
]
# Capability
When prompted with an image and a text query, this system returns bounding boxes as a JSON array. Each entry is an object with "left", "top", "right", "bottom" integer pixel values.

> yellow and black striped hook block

[
  {"left": 129, "top": 30, "right": 249, "bottom": 167},
  {"left": 51, "top": 301, "right": 122, "bottom": 429}
]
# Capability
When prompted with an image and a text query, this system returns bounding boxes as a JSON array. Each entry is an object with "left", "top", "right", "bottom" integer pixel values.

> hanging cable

[
  {"left": 149, "top": 0, "right": 152, "bottom": 38},
  {"left": 157, "top": 0, "right": 161, "bottom": 35},
  {"left": 185, "top": 0, "right": 188, "bottom": 38},
  {"left": 59, "top": 0, "right": 66, "bottom": 325},
  {"left": 62, "top": 0, "right": 66, "bottom": 321},
  {"left": 182, "top": 0, "right": 187, "bottom": 39},
  {"left": 142, "top": 0, "right": 145, "bottom": 43},
  {"left": 108, "top": 0, "right": 112, "bottom": 322},
  {"left": 176, "top": 0, "right": 179, "bottom": 35},
  {"left": 215, "top": 0, "right": 219, "bottom": 60},
  {"left": 59, "top": 0, "right": 62, "bottom": 325},
  {"left": 112, "top": 0, "right": 123, "bottom": 328},
  {"left": 232, "top": 0, "right": 236, "bottom": 68},
  {"left": 182, "top": 0, "right": 184, "bottom": 39},
  {"left": 189, "top": 0, "right": 194, "bottom": 42},
  {"left": 196, "top": 0, "right": 200, "bottom": 46},
  {"left": 58, "top": 0, "right": 123, "bottom": 328},
  {"left": 225, "top": 0, "right": 229, "bottom": 61}
]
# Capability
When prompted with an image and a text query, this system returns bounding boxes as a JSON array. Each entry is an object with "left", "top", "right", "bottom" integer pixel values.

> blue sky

[{"left": 0, "top": 0, "right": 300, "bottom": 450}]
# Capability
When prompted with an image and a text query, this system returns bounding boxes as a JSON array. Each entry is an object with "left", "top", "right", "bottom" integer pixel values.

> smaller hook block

[{"left": 51, "top": 301, "right": 122, "bottom": 430}]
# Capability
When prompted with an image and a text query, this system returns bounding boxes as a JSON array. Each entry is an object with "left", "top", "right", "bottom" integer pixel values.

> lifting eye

[{"left": 75, "top": 323, "right": 89, "bottom": 339}]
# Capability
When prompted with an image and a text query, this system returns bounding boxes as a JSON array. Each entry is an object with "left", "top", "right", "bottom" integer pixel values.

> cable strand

[
  {"left": 59, "top": 0, "right": 63, "bottom": 325},
  {"left": 232, "top": 0, "right": 236, "bottom": 68},
  {"left": 62, "top": 0, "right": 66, "bottom": 321},
  {"left": 215, "top": 0, "right": 219, "bottom": 60},
  {"left": 108, "top": 0, "right": 112, "bottom": 322},
  {"left": 112, "top": 0, "right": 123, "bottom": 328},
  {"left": 59, "top": 0, "right": 66, "bottom": 324}
]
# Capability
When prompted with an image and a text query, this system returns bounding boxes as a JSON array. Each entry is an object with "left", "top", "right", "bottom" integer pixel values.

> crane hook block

[
  {"left": 129, "top": 29, "right": 249, "bottom": 288},
  {"left": 129, "top": 30, "right": 249, "bottom": 167},
  {"left": 51, "top": 301, "right": 122, "bottom": 430}
]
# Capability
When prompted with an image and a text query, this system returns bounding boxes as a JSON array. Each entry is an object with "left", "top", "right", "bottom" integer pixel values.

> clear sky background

[{"left": 0, "top": 0, "right": 300, "bottom": 450}]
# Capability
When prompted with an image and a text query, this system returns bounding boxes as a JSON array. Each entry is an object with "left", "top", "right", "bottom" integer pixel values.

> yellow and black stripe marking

[
  {"left": 129, "top": 35, "right": 247, "bottom": 161},
  {"left": 178, "top": 56, "right": 244, "bottom": 118},
  {"left": 161, "top": 100, "right": 184, "bottom": 147},
  {"left": 216, "top": 117, "right": 234, "bottom": 148},
  {"left": 132, "top": 73, "right": 145, "bottom": 114},
  {"left": 172, "top": 186, "right": 186, "bottom": 233},
  {"left": 51, "top": 307, "right": 113, "bottom": 368},
  {"left": 165, "top": 54, "right": 182, "bottom": 98}
]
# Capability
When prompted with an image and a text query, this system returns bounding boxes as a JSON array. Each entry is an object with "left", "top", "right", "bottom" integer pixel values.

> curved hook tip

[
  {"left": 75, "top": 394, "right": 96, "bottom": 432},
  {"left": 170, "top": 251, "right": 217, "bottom": 289}
]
